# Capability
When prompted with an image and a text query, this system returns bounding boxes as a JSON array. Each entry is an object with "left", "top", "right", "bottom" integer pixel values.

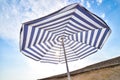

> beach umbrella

[{"left": 20, "top": 3, "right": 111, "bottom": 80}]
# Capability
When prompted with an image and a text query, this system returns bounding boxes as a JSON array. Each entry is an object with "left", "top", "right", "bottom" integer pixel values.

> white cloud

[
  {"left": 96, "top": 0, "right": 103, "bottom": 5},
  {"left": 86, "top": 1, "right": 91, "bottom": 8},
  {"left": 20, "top": 0, "right": 69, "bottom": 20},
  {"left": 80, "top": 0, "right": 84, "bottom": 5},
  {"left": 0, "top": 0, "right": 69, "bottom": 44},
  {"left": 101, "top": 13, "right": 105, "bottom": 18}
]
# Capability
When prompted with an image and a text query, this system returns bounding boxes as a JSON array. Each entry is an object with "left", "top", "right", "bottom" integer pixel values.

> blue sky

[{"left": 0, "top": 0, "right": 120, "bottom": 80}]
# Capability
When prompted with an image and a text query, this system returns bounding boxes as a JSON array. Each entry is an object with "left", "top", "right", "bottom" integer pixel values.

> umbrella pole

[{"left": 61, "top": 37, "right": 71, "bottom": 80}]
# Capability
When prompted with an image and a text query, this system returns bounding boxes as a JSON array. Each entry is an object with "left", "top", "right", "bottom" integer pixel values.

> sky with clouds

[{"left": 0, "top": 0, "right": 120, "bottom": 80}]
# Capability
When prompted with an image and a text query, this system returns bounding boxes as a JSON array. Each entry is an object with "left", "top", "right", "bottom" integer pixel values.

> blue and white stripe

[{"left": 20, "top": 3, "right": 111, "bottom": 64}]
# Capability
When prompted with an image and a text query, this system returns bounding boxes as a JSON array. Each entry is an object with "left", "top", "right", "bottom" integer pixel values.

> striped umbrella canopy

[
  {"left": 20, "top": 3, "right": 111, "bottom": 64},
  {"left": 20, "top": 4, "right": 111, "bottom": 79}
]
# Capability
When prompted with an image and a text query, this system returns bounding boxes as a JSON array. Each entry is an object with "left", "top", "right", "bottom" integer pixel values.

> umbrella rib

[
  {"left": 67, "top": 38, "right": 96, "bottom": 48},
  {"left": 69, "top": 43, "right": 79, "bottom": 60}
]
